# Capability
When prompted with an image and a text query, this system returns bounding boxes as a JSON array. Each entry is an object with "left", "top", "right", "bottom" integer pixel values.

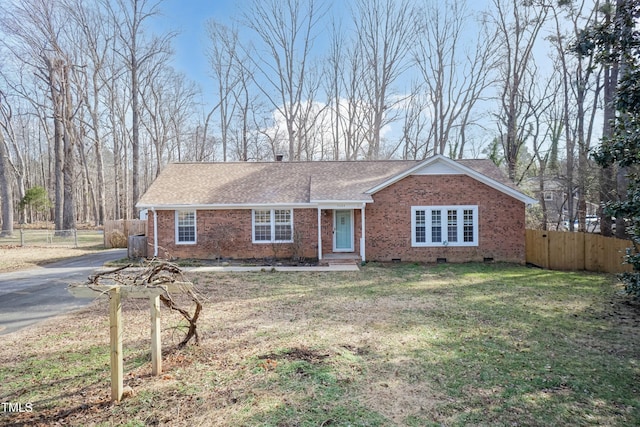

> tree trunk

[
  {"left": 79, "top": 143, "right": 98, "bottom": 225},
  {"left": 131, "top": 51, "right": 140, "bottom": 219},
  {"left": 615, "top": 165, "right": 628, "bottom": 238},
  {"left": 90, "top": 73, "right": 106, "bottom": 225},
  {"left": 599, "top": 6, "right": 618, "bottom": 237},
  {"left": 47, "top": 58, "right": 65, "bottom": 231},
  {"left": 0, "top": 129, "right": 14, "bottom": 237},
  {"left": 62, "top": 64, "right": 76, "bottom": 233}
]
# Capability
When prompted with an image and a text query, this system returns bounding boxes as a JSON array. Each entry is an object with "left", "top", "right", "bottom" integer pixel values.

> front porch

[{"left": 315, "top": 204, "right": 367, "bottom": 263}]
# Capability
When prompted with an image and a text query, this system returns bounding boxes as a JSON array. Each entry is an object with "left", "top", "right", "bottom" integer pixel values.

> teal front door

[{"left": 334, "top": 210, "right": 354, "bottom": 252}]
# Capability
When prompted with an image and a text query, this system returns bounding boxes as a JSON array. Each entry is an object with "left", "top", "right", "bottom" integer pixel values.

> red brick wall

[
  {"left": 364, "top": 174, "right": 527, "bottom": 263},
  {"left": 148, "top": 208, "right": 319, "bottom": 260}
]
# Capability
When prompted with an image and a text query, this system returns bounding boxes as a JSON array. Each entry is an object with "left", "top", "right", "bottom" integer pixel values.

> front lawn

[{"left": 1, "top": 263, "right": 638, "bottom": 426}]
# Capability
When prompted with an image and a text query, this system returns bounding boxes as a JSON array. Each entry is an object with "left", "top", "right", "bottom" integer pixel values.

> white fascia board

[
  {"left": 311, "top": 200, "right": 372, "bottom": 209},
  {"left": 365, "top": 154, "right": 538, "bottom": 205}
]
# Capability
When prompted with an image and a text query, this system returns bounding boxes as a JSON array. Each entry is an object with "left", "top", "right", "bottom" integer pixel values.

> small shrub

[{"left": 109, "top": 230, "right": 128, "bottom": 248}]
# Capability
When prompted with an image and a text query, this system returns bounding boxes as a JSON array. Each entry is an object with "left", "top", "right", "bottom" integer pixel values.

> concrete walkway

[{"left": 184, "top": 263, "right": 360, "bottom": 273}]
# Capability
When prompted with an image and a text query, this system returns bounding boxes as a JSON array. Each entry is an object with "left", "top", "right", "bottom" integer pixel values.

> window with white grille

[
  {"left": 411, "top": 206, "right": 478, "bottom": 247},
  {"left": 175, "top": 210, "right": 196, "bottom": 244},
  {"left": 252, "top": 209, "right": 293, "bottom": 243}
]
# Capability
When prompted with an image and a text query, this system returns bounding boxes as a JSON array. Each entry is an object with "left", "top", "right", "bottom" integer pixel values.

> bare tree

[
  {"left": 352, "top": 0, "right": 417, "bottom": 159},
  {"left": 0, "top": 89, "right": 29, "bottom": 233},
  {"left": 293, "top": 67, "right": 327, "bottom": 160},
  {"left": 342, "top": 42, "right": 371, "bottom": 160},
  {"left": 1, "top": 0, "right": 81, "bottom": 232},
  {"left": 140, "top": 64, "right": 197, "bottom": 175},
  {"left": 324, "top": 19, "right": 344, "bottom": 160},
  {"left": 586, "top": 0, "right": 626, "bottom": 237},
  {"left": 547, "top": 0, "right": 604, "bottom": 232},
  {"left": 0, "top": 0, "right": 198, "bottom": 227},
  {"left": 105, "top": 73, "right": 130, "bottom": 220},
  {"left": 231, "top": 58, "right": 258, "bottom": 161},
  {"left": 0, "top": 103, "right": 14, "bottom": 237},
  {"left": 398, "top": 85, "right": 432, "bottom": 159},
  {"left": 413, "top": 0, "right": 498, "bottom": 158},
  {"left": 491, "top": 0, "right": 549, "bottom": 181},
  {"left": 243, "top": 0, "right": 327, "bottom": 161},
  {"left": 205, "top": 20, "right": 242, "bottom": 162},
  {"left": 110, "top": 0, "right": 174, "bottom": 217},
  {"left": 63, "top": 0, "right": 114, "bottom": 226}
]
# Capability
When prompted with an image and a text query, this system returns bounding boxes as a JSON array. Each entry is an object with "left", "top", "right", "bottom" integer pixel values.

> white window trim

[
  {"left": 175, "top": 210, "right": 197, "bottom": 245},
  {"left": 411, "top": 205, "right": 478, "bottom": 247},
  {"left": 252, "top": 209, "right": 294, "bottom": 244}
]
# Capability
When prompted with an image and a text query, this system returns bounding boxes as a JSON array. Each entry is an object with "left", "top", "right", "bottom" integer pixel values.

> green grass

[{"left": 1, "top": 262, "right": 638, "bottom": 426}]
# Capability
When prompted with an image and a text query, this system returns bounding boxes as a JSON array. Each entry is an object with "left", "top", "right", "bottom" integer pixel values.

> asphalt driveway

[{"left": 0, "top": 249, "right": 127, "bottom": 335}]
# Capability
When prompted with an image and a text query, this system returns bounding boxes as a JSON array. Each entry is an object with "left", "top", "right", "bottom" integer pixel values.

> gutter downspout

[
  {"left": 152, "top": 207, "right": 158, "bottom": 257},
  {"left": 361, "top": 203, "right": 366, "bottom": 263},
  {"left": 317, "top": 206, "right": 322, "bottom": 261}
]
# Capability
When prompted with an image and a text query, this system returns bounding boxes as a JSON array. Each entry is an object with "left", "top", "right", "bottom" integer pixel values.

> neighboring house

[
  {"left": 136, "top": 155, "right": 537, "bottom": 264},
  {"left": 524, "top": 176, "right": 598, "bottom": 229}
]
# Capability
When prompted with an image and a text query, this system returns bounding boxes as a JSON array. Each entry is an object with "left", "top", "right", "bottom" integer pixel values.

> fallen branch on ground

[{"left": 82, "top": 259, "right": 203, "bottom": 347}]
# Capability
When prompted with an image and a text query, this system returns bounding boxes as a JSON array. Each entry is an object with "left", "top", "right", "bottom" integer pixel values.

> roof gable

[{"left": 366, "top": 155, "right": 538, "bottom": 205}]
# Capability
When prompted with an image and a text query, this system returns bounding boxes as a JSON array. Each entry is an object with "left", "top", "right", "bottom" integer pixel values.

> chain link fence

[{"left": 0, "top": 229, "right": 104, "bottom": 248}]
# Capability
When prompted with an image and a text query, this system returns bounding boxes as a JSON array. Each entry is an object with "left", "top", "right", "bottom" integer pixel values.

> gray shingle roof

[{"left": 136, "top": 158, "right": 524, "bottom": 207}]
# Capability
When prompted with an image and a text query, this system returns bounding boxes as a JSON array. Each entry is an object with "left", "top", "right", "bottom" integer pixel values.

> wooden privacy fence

[
  {"left": 525, "top": 229, "right": 633, "bottom": 274},
  {"left": 104, "top": 220, "right": 147, "bottom": 249}
]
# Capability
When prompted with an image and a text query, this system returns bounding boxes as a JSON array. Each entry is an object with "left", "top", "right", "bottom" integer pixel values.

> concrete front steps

[{"left": 321, "top": 253, "right": 361, "bottom": 268}]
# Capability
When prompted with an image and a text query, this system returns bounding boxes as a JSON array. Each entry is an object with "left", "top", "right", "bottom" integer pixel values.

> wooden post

[
  {"left": 109, "top": 288, "right": 123, "bottom": 402},
  {"left": 150, "top": 295, "right": 162, "bottom": 375},
  {"left": 67, "top": 282, "right": 193, "bottom": 401}
]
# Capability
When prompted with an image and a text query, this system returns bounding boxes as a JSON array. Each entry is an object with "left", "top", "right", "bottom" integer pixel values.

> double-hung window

[
  {"left": 411, "top": 205, "right": 478, "bottom": 247},
  {"left": 175, "top": 210, "right": 196, "bottom": 244},
  {"left": 253, "top": 209, "right": 293, "bottom": 243}
]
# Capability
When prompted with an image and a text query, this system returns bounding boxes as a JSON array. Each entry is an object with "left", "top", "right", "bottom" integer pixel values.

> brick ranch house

[{"left": 136, "top": 155, "right": 537, "bottom": 264}]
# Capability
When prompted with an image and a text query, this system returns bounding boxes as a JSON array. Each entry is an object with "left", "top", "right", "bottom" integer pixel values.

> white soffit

[{"left": 411, "top": 161, "right": 463, "bottom": 175}]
